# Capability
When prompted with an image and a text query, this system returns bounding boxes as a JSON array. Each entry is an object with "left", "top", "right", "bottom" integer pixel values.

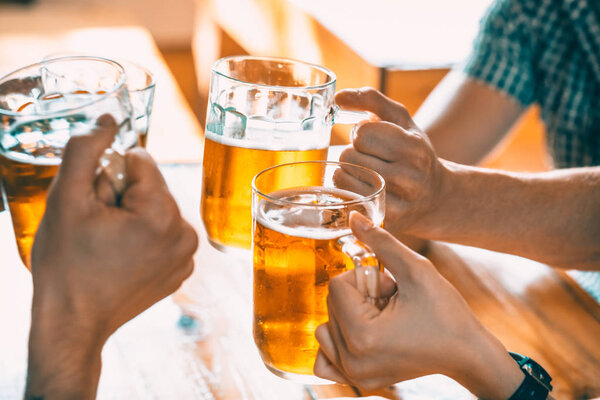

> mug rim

[
  {"left": 251, "top": 160, "right": 385, "bottom": 208},
  {"left": 212, "top": 55, "right": 337, "bottom": 91},
  {"left": 0, "top": 56, "right": 127, "bottom": 118}
]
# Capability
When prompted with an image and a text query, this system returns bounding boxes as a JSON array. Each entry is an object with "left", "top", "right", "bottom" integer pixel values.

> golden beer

[
  {"left": 201, "top": 56, "right": 342, "bottom": 252},
  {"left": 201, "top": 132, "right": 327, "bottom": 250},
  {"left": 0, "top": 153, "right": 58, "bottom": 268},
  {"left": 253, "top": 187, "right": 364, "bottom": 377}
]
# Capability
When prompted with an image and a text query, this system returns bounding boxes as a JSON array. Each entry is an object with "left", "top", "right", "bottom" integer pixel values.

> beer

[
  {"left": 0, "top": 114, "right": 92, "bottom": 268},
  {"left": 0, "top": 153, "right": 58, "bottom": 268},
  {"left": 201, "top": 131, "right": 328, "bottom": 251},
  {"left": 253, "top": 187, "right": 367, "bottom": 377},
  {"left": 0, "top": 112, "right": 134, "bottom": 268},
  {"left": 201, "top": 56, "right": 340, "bottom": 253}
]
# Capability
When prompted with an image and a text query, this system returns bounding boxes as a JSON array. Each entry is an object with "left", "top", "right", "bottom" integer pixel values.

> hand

[
  {"left": 26, "top": 115, "right": 198, "bottom": 399},
  {"left": 313, "top": 212, "right": 524, "bottom": 398},
  {"left": 336, "top": 87, "right": 449, "bottom": 239}
]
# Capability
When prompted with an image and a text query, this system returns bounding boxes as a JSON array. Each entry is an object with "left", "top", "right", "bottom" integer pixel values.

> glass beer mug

[
  {"left": 201, "top": 56, "right": 367, "bottom": 253},
  {"left": 0, "top": 56, "right": 137, "bottom": 268},
  {"left": 251, "top": 161, "right": 385, "bottom": 383}
]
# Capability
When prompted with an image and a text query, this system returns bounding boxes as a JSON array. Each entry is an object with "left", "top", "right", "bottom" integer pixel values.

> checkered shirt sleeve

[{"left": 463, "top": 0, "right": 537, "bottom": 106}]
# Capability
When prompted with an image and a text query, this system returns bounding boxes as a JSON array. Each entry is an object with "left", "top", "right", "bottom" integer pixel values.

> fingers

[
  {"left": 313, "top": 349, "right": 351, "bottom": 385},
  {"left": 120, "top": 148, "right": 171, "bottom": 214},
  {"left": 315, "top": 324, "right": 343, "bottom": 373},
  {"left": 352, "top": 121, "right": 425, "bottom": 163},
  {"left": 123, "top": 147, "right": 167, "bottom": 189},
  {"left": 333, "top": 167, "right": 377, "bottom": 198},
  {"left": 95, "top": 171, "right": 118, "bottom": 207},
  {"left": 334, "top": 266, "right": 397, "bottom": 299},
  {"left": 57, "top": 114, "right": 118, "bottom": 196},
  {"left": 349, "top": 212, "right": 429, "bottom": 283},
  {"left": 326, "top": 271, "right": 380, "bottom": 343},
  {"left": 335, "top": 88, "right": 415, "bottom": 129},
  {"left": 339, "top": 147, "right": 389, "bottom": 178}
]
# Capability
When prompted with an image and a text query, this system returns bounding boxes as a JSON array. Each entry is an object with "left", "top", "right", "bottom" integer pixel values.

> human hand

[
  {"left": 31, "top": 114, "right": 198, "bottom": 338},
  {"left": 313, "top": 212, "right": 524, "bottom": 398},
  {"left": 26, "top": 115, "right": 198, "bottom": 398},
  {"left": 335, "top": 88, "right": 449, "bottom": 239}
]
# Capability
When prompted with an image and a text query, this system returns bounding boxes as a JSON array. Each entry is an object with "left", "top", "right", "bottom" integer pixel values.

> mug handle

[
  {"left": 331, "top": 106, "right": 374, "bottom": 125},
  {"left": 99, "top": 147, "right": 127, "bottom": 195},
  {"left": 337, "top": 234, "right": 385, "bottom": 308},
  {"left": 98, "top": 117, "right": 133, "bottom": 196}
]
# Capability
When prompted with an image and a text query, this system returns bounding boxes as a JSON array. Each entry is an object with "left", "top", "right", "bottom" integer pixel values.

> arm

[
  {"left": 414, "top": 71, "right": 524, "bottom": 165},
  {"left": 314, "top": 212, "right": 528, "bottom": 399},
  {"left": 336, "top": 88, "right": 600, "bottom": 270},
  {"left": 421, "top": 162, "right": 600, "bottom": 270},
  {"left": 25, "top": 116, "right": 198, "bottom": 399}
]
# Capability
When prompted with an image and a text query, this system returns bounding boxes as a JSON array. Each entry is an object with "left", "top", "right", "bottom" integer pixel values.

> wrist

[
  {"left": 406, "top": 159, "right": 464, "bottom": 238},
  {"left": 27, "top": 293, "right": 106, "bottom": 398},
  {"left": 447, "top": 325, "right": 525, "bottom": 399}
]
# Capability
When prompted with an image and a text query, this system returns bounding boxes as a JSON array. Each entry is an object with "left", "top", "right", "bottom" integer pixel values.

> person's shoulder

[{"left": 482, "top": 0, "right": 545, "bottom": 25}]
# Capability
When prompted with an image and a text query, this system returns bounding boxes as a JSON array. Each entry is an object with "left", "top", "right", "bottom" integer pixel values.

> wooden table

[{"left": 1, "top": 27, "right": 600, "bottom": 399}]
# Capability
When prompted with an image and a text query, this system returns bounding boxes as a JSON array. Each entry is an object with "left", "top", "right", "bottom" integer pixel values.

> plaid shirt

[
  {"left": 464, "top": 0, "right": 600, "bottom": 168},
  {"left": 464, "top": 0, "right": 600, "bottom": 303}
]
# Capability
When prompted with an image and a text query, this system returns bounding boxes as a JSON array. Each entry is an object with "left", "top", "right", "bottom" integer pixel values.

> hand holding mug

[
  {"left": 336, "top": 88, "right": 448, "bottom": 241},
  {"left": 26, "top": 115, "right": 198, "bottom": 398},
  {"left": 314, "top": 212, "right": 525, "bottom": 399}
]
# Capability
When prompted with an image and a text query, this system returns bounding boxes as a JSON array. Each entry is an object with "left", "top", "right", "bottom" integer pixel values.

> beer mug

[
  {"left": 201, "top": 56, "right": 367, "bottom": 253},
  {"left": 0, "top": 56, "right": 137, "bottom": 268},
  {"left": 252, "top": 160, "right": 385, "bottom": 383},
  {"left": 118, "top": 60, "right": 155, "bottom": 148}
]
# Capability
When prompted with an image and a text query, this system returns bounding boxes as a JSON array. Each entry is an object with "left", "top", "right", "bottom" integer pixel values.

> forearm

[
  {"left": 414, "top": 71, "right": 522, "bottom": 165},
  {"left": 410, "top": 162, "right": 600, "bottom": 269},
  {"left": 26, "top": 295, "right": 105, "bottom": 400}
]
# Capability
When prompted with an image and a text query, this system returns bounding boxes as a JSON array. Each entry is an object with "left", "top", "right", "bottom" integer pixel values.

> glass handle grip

[
  {"left": 99, "top": 147, "right": 127, "bottom": 196},
  {"left": 333, "top": 109, "right": 373, "bottom": 125},
  {"left": 337, "top": 234, "right": 381, "bottom": 305},
  {"left": 98, "top": 117, "right": 134, "bottom": 197}
]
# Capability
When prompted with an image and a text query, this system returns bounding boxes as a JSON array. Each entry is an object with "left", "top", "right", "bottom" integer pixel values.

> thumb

[
  {"left": 349, "top": 211, "right": 427, "bottom": 283},
  {"left": 335, "top": 87, "right": 416, "bottom": 129},
  {"left": 57, "top": 114, "right": 118, "bottom": 195}
]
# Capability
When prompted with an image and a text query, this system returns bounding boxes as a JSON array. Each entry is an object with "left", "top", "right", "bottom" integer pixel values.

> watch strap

[{"left": 508, "top": 352, "right": 552, "bottom": 400}]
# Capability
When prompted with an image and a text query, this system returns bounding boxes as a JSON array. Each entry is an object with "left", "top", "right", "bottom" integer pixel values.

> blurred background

[{"left": 0, "top": 0, "right": 548, "bottom": 171}]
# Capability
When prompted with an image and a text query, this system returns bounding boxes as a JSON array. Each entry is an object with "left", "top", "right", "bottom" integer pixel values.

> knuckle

[
  {"left": 342, "top": 356, "right": 367, "bottom": 380},
  {"left": 360, "top": 378, "right": 384, "bottom": 391},
  {"left": 357, "top": 86, "right": 379, "bottom": 99},
  {"left": 327, "top": 275, "right": 344, "bottom": 295},
  {"left": 148, "top": 198, "right": 180, "bottom": 234},
  {"left": 182, "top": 224, "right": 200, "bottom": 254},
  {"left": 338, "top": 147, "right": 356, "bottom": 163},
  {"left": 346, "top": 329, "right": 377, "bottom": 357}
]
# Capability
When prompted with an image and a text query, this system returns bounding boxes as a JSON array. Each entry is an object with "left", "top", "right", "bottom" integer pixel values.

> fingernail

[
  {"left": 96, "top": 113, "right": 116, "bottom": 127},
  {"left": 350, "top": 211, "right": 373, "bottom": 232}
]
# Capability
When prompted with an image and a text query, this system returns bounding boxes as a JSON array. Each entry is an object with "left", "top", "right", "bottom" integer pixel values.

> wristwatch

[{"left": 508, "top": 352, "right": 553, "bottom": 400}]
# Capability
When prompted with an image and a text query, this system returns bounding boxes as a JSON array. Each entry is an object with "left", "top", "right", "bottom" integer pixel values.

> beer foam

[
  {"left": 254, "top": 187, "right": 381, "bottom": 240},
  {"left": 256, "top": 212, "right": 353, "bottom": 240},
  {"left": 0, "top": 150, "right": 61, "bottom": 166},
  {"left": 204, "top": 129, "right": 329, "bottom": 152}
]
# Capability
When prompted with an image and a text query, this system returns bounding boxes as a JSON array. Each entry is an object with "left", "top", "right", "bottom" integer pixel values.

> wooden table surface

[{"left": 1, "top": 27, "right": 600, "bottom": 400}]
